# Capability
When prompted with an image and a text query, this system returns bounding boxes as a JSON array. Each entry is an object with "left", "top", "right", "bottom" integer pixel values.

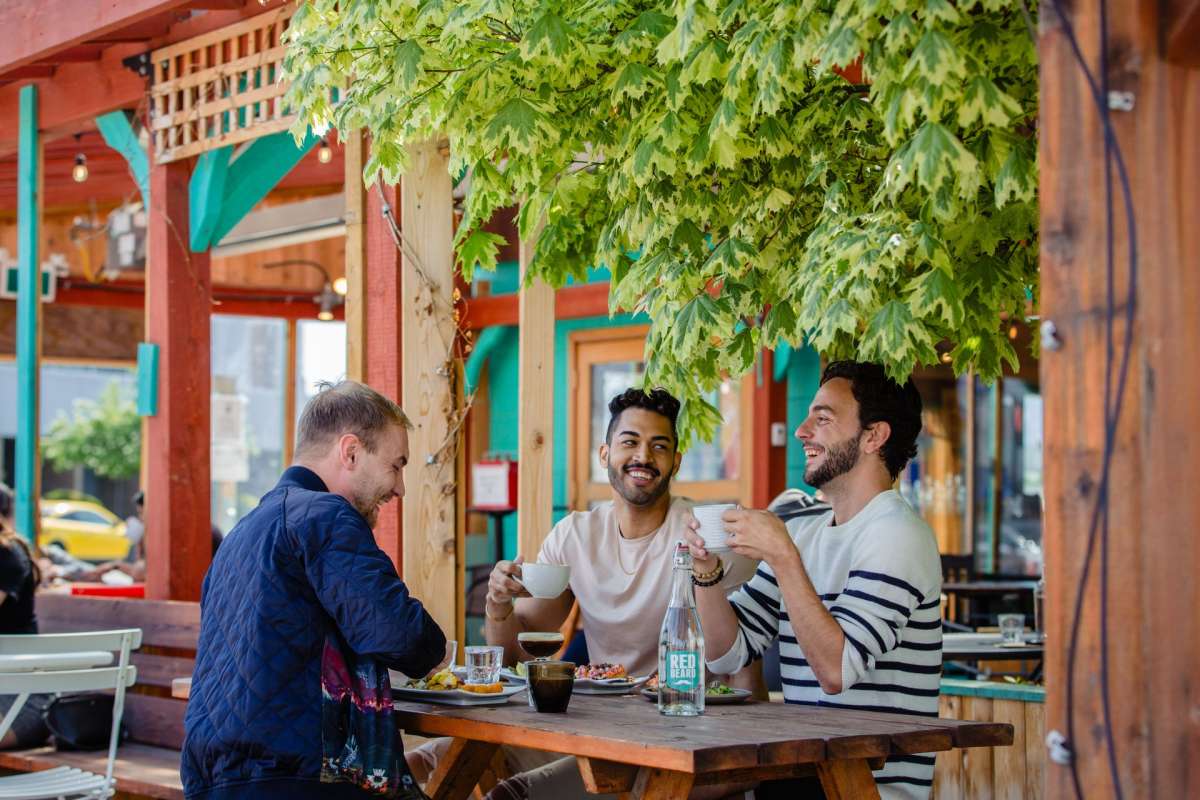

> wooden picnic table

[
  {"left": 394, "top": 693, "right": 1013, "bottom": 799},
  {"left": 942, "top": 632, "right": 1044, "bottom": 662}
]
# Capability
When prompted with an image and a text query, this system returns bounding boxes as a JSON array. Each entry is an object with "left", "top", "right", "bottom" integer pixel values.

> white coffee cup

[
  {"left": 516, "top": 563, "right": 571, "bottom": 599},
  {"left": 693, "top": 503, "right": 737, "bottom": 552}
]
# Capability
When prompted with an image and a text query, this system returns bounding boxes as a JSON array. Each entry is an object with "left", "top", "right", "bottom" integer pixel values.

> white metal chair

[{"left": 0, "top": 629, "right": 141, "bottom": 800}]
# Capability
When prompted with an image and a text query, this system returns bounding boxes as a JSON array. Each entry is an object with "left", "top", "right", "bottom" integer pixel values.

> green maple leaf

[
  {"left": 957, "top": 75, "right": 1022, "bottom": 128},
  {"left": 994, "top": 143, "right": 1036, "bottom": 207},
  {"left": 485, "top": 97, "right": 554, "bottom": 149},
  {"left": 454, "top": 229, "right": 506, "bottom": 281},
  {"left": 521, "top": 13, "right": 574, "bottom": 61},
  {"left": 394, "top": 40, "right": 425, "bottom": 88},
  {"left": 610, "top": 62, "right": 661, "bottom": 103},
  {"left": 950, "top": 329, "right": 1019, "bottom": 380},
  {"left": 906, "top": 266, "right": 965, "bottom": 327},
  {"left": 861, "top": 300, "right": 937, "bottom": 380},
  {"left": 904, "top": 30, "right": 965, "bottom": 86},
  {"left": 614, "top": 10, "right": 674, "bottom": 54},
  {"left": 657, "top": 1, "right": 715, "bottom": 64}
]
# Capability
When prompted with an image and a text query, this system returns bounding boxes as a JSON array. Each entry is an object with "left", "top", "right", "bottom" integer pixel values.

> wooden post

[
  {"left": 362, "top": 175, "right": 404, "bottom": 568},
  {"left": 1041, "top": 0, "right": 1200, "bottom": 797},
  {"left": 751, "top": 350, "right": 788, "bottom": 509},
  {"left": 517, "top": 227, "right": 554, "bottom": 559},
  {"left": 283, "top": 317, "right": 297, "bottom": 466},
  {"left": 399, "top": 139, "right": 458, "bottom": 637},
  {"left": 145, "top": 158, "right": 212, "bottom": 602},
  {"left": 343, "top": 129, "right": 367, "bottom": 382},
  {"left": 13, "top": 84, "right": 41, "bottom": 545}
]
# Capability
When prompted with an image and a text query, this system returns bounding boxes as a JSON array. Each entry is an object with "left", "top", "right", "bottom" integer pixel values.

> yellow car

[{"left": 39, "top": 500, "right": 131, "bottom": 562}]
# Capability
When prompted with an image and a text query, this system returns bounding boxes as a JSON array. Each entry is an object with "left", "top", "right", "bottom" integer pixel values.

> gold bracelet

[
  {"left": 692, "top": 560, "right": 723, "bottom": 582},
  {"left": 484, "top": 598, "right": 514, "bottom": 623}
]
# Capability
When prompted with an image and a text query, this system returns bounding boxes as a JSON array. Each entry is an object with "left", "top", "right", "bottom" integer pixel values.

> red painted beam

[
  {"left": 6, "top": 66, "right": 56, "bottom": 80},
  {"left": 51, "top": 279, "right": 346, "bottom": 321},
  {"left": 145, "top": 158, "right": 211, "bottom": 602},
  {"left": 363, "top": 182, "right": 404, "bottom": 570},
  {"left": 462, "top": 281, "right": 613, "bottom": 329},
  {"left": 750, "top": 349, "right": 789, "bottom": 509},
  {"left": 0, "top": 0, "right": 195, "bottom": 75}
]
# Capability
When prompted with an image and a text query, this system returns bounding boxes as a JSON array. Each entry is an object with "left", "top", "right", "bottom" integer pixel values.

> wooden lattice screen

[{"left": 150, "top": 5, "right": 299, "bottom": 164}]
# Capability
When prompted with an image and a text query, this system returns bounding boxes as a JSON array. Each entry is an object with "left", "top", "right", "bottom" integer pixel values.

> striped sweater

[{"left": 709, "top": 490, "right": 943, "bottom": 800}]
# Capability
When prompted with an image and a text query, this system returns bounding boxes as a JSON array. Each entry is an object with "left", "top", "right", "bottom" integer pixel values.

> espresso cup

[
  {"left": 515, "top": 563, "right": 570, "bottom": 599},
  {"left": 693, "top": 503, "right": 737, "bottom": 552},
  {"left": 527, "top": 660, "right": 575, "bottom": 713}
]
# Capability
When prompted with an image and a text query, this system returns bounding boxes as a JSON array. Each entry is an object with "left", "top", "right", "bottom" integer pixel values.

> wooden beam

[
  {"left": 283, "top": 318, "right": 297, "bottom": 467},
  {"left": 463, "top": 281, "right": 611, "bottom": 329},
  {"left": 14, "top": 85, "right": 42, "bottom": 546},
  {"left": 1041, "top": 0, "right": 1200, "bottom": 797},
  {"left": 50, "top": 280, "right": 344, "bottom": 321},
  {"left": 7, "top": 66, "right": 55, "bottom": 80},
  {"left": 95, "top": 110, "right": 150, "bottom": 206},
  {"left": 0, "top": 0, "right": 194, "bottom": 74},
  {"left": 188, "top": 147, "right": 232, "bottom": 251},
  {"left": 144, "top": 158, "right": 211, "bottom": 602},
  {"left": 516, "top": 223, "right": 554, "bottom": 560},
  {"left": 751, "top": 349, "right": 788, "bottom": 508},
  {"left": 399, "top": 138, "right": 459, "bottom": 638},
  {"left": 343, "top": 130, "right": 367, "bottom": 382},
  {"left": 363, "top": 180, "right": 403, "bottom": 567}
]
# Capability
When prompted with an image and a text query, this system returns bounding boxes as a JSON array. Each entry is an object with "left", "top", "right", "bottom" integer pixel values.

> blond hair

[{"left": 295, "top": 381, "right": 412, "bottom": 458}]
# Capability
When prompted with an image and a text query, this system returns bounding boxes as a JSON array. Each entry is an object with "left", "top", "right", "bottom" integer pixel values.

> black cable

[{"left": 1047, "top": 0, "right": 1139, "bottom": 798}]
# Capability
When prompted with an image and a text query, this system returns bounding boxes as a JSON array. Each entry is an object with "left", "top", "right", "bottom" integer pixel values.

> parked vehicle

[{"left": 39, "top": 500, "right": 130, "bottom": 561}]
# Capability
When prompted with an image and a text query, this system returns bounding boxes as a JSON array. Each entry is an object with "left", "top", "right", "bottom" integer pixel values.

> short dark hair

[
  {"left": 295, "top": 380, "right": 413, "bottom": 458},
  {"left": 0, "top": 482, "right": 12, "bottom": 522},
  {"left": 820, "top": 361, "right": 923, "bottom": 480},
  {"left": 605, "top": 388, "right": 681, "bottom": 445},
  {"left": 132, "top": 490, "right": 144, "bottom": 508}
]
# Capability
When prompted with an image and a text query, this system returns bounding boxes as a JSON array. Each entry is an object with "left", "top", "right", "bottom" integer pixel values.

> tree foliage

[
  {"left": 285, "top": 0, "right": 1038, "bottom": 445},
  {"left": 43, "top": 383, "right": 141, "bottom": 480}
]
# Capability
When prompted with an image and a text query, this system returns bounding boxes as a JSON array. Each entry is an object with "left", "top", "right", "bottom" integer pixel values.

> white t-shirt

[
  {"left": 537, "top": 497, "right": 756, "bottom": 677},
  {"left": 709, "top": 490, "right": 943, "bottom": 800}
]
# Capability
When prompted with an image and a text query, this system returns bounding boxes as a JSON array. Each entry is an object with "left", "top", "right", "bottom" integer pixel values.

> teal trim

[
  {"left": 195, "top": 128, "right": 319, "bottom": 251},
  {"left": 15, "top": 85, "right": 39, "bottom": 546},
  {"left": 136, "top": 343, "right": 160, "bottom": 417},
  {"left": 95, "top": 111, "right": 150, "bottom": 207},
  {"left": 940, "top": 678, "right": 1044, "bottom": 703},
  {"left": 785, "top": 345, "right": 822, "bottom": 493},
  {"left": 773, "top": 343, "right": 792, "bottom": 382},
  {"left": 464, "top": 325, "right": 514, "bottom": 395},
  {"left": 189, "top": 147, "right": 232, "bottom": 251}
]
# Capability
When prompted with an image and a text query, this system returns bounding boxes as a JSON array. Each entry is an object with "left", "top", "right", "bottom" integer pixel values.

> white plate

[
  {"left": 392, "top": 683, "right": 526, "bottom": 706},
  {"left": 500, "top": 669, "right": 650, "bottom": 694}
]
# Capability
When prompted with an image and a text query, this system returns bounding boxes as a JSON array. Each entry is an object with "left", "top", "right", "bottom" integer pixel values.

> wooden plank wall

[
  {"left": 934, "top": 695, "right": 1044, "bottom": 799},
  {"left": 1041, "top": 0, "right": 1200, "bottom": 797},
  {"left": 399, "top": 139, "right": 459, "bottom": 638}
]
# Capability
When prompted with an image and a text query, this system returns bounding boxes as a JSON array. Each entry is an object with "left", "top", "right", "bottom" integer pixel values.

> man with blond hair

[{"left": 184, "top": 381, "right": 446, "bottom": 800}]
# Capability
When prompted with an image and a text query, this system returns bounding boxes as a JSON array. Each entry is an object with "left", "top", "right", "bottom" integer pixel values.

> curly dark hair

[
  {"left": 605, "top": 388, "right": 681, "bottom": 446},
  {"left": 820, "top": 361, "right": 923, "bottom": 480}
]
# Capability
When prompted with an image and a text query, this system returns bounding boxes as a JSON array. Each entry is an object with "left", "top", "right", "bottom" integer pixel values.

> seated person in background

[
  {"left": 0, "top": 483, "right": 51, "bottom": 749},
  {"left": 413, "top": 388, "right": 759, "bottom": 799},
  {"left": 689, "top": 361, "right": 941, "bottom": 800}
]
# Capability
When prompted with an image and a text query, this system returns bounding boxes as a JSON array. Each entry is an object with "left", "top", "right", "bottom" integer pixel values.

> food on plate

[
  {"left": 575, "top": 663, "right": 628, "bottom": 680},
  {"left": 460, "top": 682, "right": 504, "bottom": 694},
  {"left": 706, "top": 683, "right": 737, "bottom": 696},
  {"left": 644, "top": 673, "right": 659, "bottom": 690},
  {"left": 403, "top": 668, "right": 460, "bottom": 691}
]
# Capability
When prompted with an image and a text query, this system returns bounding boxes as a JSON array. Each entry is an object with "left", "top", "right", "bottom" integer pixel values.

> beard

[
  {"left": 804, "top": 431, "right": 863, "bottom": 489},
  {"left": 607, "top": 461, "right": 672, "bottom": 507},
  {"left": 352, "top": 486, "right": 392, "bottom": 528}
]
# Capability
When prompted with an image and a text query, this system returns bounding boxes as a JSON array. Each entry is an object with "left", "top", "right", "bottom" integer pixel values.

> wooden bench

[{"left": 0, "top": 593, "right": 198, "bottom": 799}]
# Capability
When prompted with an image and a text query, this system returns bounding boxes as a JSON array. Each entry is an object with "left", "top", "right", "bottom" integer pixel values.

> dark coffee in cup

[
  {"left": 527, "top": 660, "right": 574, "bottom": 713},
  {"left": 518, "top": 632, "right": 563, "bottom": 660}
]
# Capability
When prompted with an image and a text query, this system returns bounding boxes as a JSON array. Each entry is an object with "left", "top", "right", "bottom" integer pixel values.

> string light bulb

[
  {"left": 72, "top": 134, "right": 89, "bottom": 183},
  {"left": 940, "top": 352, "right": 952, "bottom": 364},
  {"left": 332, "top": 276, "right": 348, "bottom": 296},
  {"left": 1008, "top": 323, "right": 1020, "bottom": 340},
  {"left": 317, "top": 138, "right": 333, "bottom": 164},
  {"left": 317, "top": 308, "right": 334, "bottom": 322}
]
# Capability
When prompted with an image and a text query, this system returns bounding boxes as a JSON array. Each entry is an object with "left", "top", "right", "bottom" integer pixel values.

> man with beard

[
  {"left": 687, "top": 361, "right": 941, "bottom": 800},
  {"left": 449, "top": 388, "right": 757, "bottom": 800},
  {"left": 183, "top": 381, "right": 445, "bottom": 800}
]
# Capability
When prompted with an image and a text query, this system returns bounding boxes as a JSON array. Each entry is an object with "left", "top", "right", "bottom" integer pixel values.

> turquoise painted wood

[
  {"left": 95, "top": 111, "right": 150, "bottom": 207},
  {"left": 194, "top": 129, "right": 318, "bottom": 251},
  {"left": 464, "top": 325, "right": 514, "bottom": 395},
  {"left": 15, "top": 85, "right": 39, "bottom": 546},
  {"left": 940, "top": 677, "right": 1045, "bottom": 704},
  {"left": 136, "top": 342, "right": 160, "bottom": 417},
  {"left": 786, "top": 346, "right": 822, "bottom": 493},
  {"left": 189, "top": 146, "right": 232, "bottom": 252}
]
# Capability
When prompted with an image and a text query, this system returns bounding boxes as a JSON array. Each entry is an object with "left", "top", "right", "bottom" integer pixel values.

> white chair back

[{"left": 0, "top": 628, "right": 140, "bottom": 795}]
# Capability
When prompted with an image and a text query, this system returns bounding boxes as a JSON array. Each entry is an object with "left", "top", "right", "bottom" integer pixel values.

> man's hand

[
  {"left": 485, "top": 556, "right": 529, "bottom": 620},
  {"left": 684, "top": 515, "right": 721, "bottom": 574},
  {"left": 723, "top": 508, "right": 801, "bottom": 569}
]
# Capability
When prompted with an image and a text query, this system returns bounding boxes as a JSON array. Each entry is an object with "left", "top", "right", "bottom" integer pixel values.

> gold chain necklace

[{"left": 615, "top": 520, "right": 666, "bottom": 576}]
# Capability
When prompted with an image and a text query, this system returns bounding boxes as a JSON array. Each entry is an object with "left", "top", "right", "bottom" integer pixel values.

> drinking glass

[
  {"left": 527, "top": 660, "right": 575, "bottom": 713},
  {"left": 998, "top": 613, "right": 1025, "bottom": 644},
  {"left": 464, "top": 645, "right": 504, "bottom": 685}
]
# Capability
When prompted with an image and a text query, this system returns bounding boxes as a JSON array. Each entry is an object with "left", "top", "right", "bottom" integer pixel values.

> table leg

[
  {"left": 815, "top": 759, "right": 881, "bottom": 800},
  {"left": 425, "top": 737, "right": 501, "bottom": 800},
  {"left": 630, "top": 767, "right": 695, "bottom": 798}
]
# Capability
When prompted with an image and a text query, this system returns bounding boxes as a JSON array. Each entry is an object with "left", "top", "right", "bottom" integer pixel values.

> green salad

[{"left": 706, "top": 683, "right": 737, "bottom": 696}]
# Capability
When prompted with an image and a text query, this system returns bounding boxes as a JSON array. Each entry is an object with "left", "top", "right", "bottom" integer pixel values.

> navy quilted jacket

[{"left": 182, "top": 467, "right": 445, "bottom": 799}]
